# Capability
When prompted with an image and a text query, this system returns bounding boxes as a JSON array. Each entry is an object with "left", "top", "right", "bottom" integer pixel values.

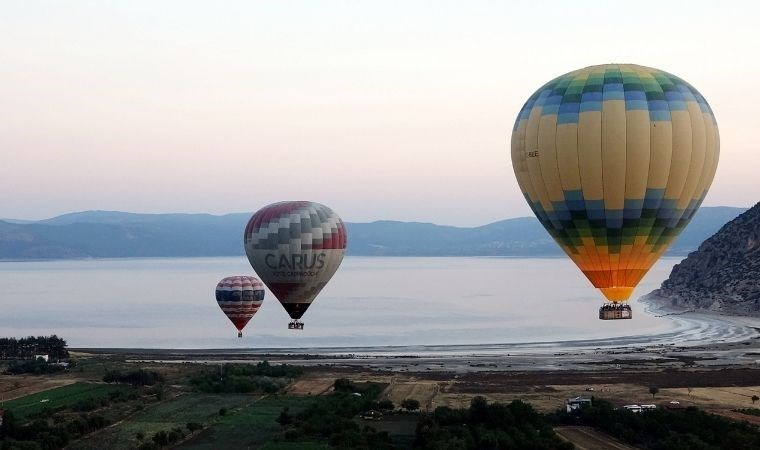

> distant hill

[
  {"left": 649, "top": 202, "right": 760, "bottom": 316},
  {"left": 0, "top": 207, "right": 747, "bottom": 260}
]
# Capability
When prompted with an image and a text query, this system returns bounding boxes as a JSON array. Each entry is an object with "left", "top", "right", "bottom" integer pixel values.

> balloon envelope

[
  {"left": 244, "top": 201, "right": 347, "bottom": 319},
  {"left": 215, "top": 276, "right": 264, "bottom": 332},
  {"left": 511, "top": 64, "right": 719, "bottom": 302}
]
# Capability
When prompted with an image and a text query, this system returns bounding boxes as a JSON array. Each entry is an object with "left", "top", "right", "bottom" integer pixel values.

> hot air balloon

[
  {"left": 511, "top": 64, "right": 718, "bottom": 320},
  {"left": 215, "top": 276, "right": 265, "bottom": 337},
  {"left": 244, "top": 201, "right": 347, "bottom": 329}
]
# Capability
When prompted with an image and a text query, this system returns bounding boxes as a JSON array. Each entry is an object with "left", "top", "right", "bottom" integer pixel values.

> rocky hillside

[{"left": 652, "top": 202, "right": 760, "bottom": 316}]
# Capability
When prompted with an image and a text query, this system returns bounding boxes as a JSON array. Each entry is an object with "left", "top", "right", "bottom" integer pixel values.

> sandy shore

[{"left": 72, "top": 297, "right": 760, "bottom": 373}]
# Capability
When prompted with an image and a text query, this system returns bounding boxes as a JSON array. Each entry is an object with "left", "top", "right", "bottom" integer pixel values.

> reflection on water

[{"left": 0, "top": 256, "right": 682, "bottom": 348}]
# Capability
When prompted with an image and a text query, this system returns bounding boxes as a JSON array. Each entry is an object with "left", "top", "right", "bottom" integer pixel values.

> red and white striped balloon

[{"left": 215, "top": 275, "right": 264, "bottom": 335}]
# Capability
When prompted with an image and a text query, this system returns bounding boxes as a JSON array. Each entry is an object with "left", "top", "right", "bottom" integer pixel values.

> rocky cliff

[{"left": 651, "top": 202, "right": 760, "bottom": 316}]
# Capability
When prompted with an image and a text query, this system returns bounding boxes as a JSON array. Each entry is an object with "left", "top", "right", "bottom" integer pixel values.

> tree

[
  {"left": 752, "top": 395, "right": 759, "bottom": 404},
  {"left": 649, "top": 386, "right": 659, "bottom": 399},
  {"left": 333, "top": 378, "right": 352, "bottom": 392},
  {"left": 687, "top": 387, "right": 693, "bottom": 397},
  {"left": 152, "top": 430, "right": 169, "bottom": 446},
  {"left": 378, "top": 399, "right": 394, "bottom": 410},
  {"left": 402, "top": 398, "right": 420, "bottom": 411},
  {"left": 277, "top": 407, "right": 293, "bottom": 426}
]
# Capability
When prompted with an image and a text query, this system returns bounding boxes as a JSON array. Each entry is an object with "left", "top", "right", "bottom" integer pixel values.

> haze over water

[{"left": 0, "top": 257, "right": 682, "bottom": 349}]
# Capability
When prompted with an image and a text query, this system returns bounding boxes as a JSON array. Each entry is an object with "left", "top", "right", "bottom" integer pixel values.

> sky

[{"left": 1, "top": 1, "right": 758, "bottom": 226}]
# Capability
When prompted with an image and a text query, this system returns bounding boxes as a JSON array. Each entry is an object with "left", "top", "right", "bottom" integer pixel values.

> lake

[{"left": 0, "top": 256, "right": 690, "bottom": 349}]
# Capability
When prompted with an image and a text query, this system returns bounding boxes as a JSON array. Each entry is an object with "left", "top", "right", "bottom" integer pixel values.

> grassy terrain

[
  {"left": 179, "top": 395, "right": 318, "bottom": 449},
  {"left": 1, "top": 382, "right": 130, "bottom": 419},
  {"left": 259, "top": 442, "right": 329, "bottom": 450},
  {"left": 72, "top": 393, "right": 256, "bottom": 450}
]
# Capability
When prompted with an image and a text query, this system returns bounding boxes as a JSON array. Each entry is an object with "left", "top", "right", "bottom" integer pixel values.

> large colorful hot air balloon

[
  {"left": 511, "top": 64, "right": 718, "bottom": 319},
  {"left": 215, "top": 276, "right": 264, "bottom": 337},
  {"left": 244, "top": 201, "right": 347, "bottom": 329}
]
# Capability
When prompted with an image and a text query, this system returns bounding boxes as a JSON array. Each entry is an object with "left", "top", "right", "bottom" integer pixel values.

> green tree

[
  {"left": 378, "top": 399, "right": 394, "bottom": 410},
  {"left": 277, "top": 407, "right": 293, "bottom": 426},
  {"left": 333, "top": 378, "right": 353, "bottom": 392},
  {"left": 649, "top": 386, "right": 659, "bottom": 399},
  {"left": 402, "top": 398, "right": 420, "bottom": 411},
  {"left": 152, "top": 430, "right": 169, "bottom": 446}
]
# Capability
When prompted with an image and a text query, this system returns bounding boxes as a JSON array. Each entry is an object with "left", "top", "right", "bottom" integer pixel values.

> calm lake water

[{"left": 0, "top": 256, "right": 682, "bottom": 349}]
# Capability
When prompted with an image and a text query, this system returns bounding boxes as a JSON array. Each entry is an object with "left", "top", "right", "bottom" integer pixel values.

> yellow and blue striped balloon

[{"left": 511, "top": 64, "right": 719, "bottom": 303}]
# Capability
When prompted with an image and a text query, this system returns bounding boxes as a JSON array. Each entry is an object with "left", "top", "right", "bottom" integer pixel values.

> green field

[
  {"left": 179, "top": 395, "right": 319, "bottom": 449},
  {"left": 260, "top": 442, "right": 329, "bottom": 450},
  {"left": 72, "top": 393, "right": 256, "bottom": 450},
  {"left": 2, "top": 382, "right": 130, "bottom": 419}
]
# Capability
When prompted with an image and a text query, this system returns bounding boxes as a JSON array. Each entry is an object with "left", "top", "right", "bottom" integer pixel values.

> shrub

[
  {"left": 277, "top": 407, "right": 293, "bottom": 426},
  {"left": 5, "top": 359, "right": 65, "bottom": 375},
  {"left": 152, "top": 430, "right": 169, "bottom": 446},
  {"left": 402, "top": 398, "right": 420, "bottom": 411},
  {"left": 167, "top": 427, "right": 185, "bottom": 443},
  {"left": 103, "top": 369, "right": 165, "bottom": 386},
  {"left": 334, "top": 378, "right": 353, "bottom": 392},
  {"left": 378, "top": 399, "right": 394, "bottom": 410}
]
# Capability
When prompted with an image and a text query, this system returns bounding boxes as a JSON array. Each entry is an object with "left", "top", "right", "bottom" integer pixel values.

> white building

[{"left": 566, "top": 397, "right": 592, "bottom": 413}]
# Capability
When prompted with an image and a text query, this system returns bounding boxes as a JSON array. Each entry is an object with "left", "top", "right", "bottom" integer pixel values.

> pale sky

[{"left": 2, "top": 1, "right": 758, "bottom": 226}]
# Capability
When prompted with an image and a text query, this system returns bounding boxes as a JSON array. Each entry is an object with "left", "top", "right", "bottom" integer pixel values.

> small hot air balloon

[
  {"left": 244, "top": 201, "right": 347, "bottom": 329},
  {"left": 215, "top": 276, "right": 264, "bottom": 337},
  {"left": 511, "top": 64, "right": 719, "bottom": 319}
]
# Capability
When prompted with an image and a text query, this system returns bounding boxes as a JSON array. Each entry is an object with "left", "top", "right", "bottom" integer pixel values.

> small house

[{"left": 566, "top": 397, "right": 592, "bottom": 413}]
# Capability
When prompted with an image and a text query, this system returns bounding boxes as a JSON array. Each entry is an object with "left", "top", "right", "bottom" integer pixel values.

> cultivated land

[
  {"left": 0, "top": 374, "right": 77, "bottom": 401},
  {"left": 3, "top": 334, "right": 760, "bottom": 449},
  {"left": 2, "top": 382, "right": 130, "bottom": 419}
]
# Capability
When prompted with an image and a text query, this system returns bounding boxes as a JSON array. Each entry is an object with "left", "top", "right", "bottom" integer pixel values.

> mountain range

[{"left": 0, "top": 207, "right": 747, "bottom": 260}]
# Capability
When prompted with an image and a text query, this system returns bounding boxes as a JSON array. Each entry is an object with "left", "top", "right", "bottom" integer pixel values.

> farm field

[
  {"left": 72, "top": 393, "right": 256, "bottom": 450},
  {"left": 2, "top": 382, "right": 130, "bottom": 419},
  {"left": 0, "top": 374, "right": 78, "bottom": 401},
  {"left": 179, "top": 395, "right": 318, "bottom": 449},
  {"left": 5, "top": 354, "right": 760, "bottom": 449}
]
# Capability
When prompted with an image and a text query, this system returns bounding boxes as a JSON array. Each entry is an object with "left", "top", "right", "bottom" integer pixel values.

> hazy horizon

[
  {"left": 0, "top": 203, "right": 752, "bottom": 227},
  {"left": 3, "top": 1, "right": 759, "bottom": 226}
]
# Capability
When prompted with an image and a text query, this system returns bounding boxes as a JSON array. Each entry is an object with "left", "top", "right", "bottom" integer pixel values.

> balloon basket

[
  {"left": 599, "top": 304, "right": 632, "bottom": 320},
  {"left": 288, "top": 320, "right": 304, "bottom": 330},
  {"left": 238, "top": 331, "right": 243, "bottom": 338}
]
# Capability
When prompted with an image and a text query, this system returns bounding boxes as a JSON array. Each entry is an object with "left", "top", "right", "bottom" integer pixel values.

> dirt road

[{"left": 555, "top": 426, "right": 638, "bottom": 450}]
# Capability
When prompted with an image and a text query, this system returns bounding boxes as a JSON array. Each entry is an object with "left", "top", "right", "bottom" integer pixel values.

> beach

[{"left": 73, "top": 294, "right": 760, "bottom": 374}]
